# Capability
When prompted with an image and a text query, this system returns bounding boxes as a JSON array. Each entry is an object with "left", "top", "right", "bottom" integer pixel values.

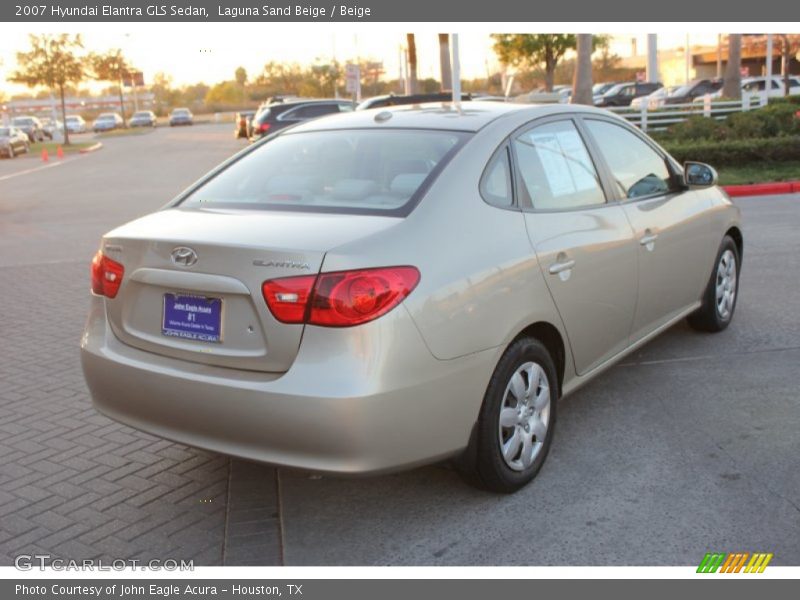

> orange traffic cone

[
  {"left": 41, "top": 148, "right": 49, "bottom": 162},
  {"left": 56, "top": 146, "right": 64, "bottom": 159}
]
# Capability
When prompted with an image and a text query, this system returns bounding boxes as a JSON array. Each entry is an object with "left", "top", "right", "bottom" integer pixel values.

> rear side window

[
  {"left": 512, "top": 120, "right": 606, "bottom": 210},
  {"left": 283, "top": 104, "right": 340, "bottom": 120},
  {"left": 480, "top": 147, "right": 513, "bottom": 207},
  {"left": 584, "top": 119, "right": 673, "bottom": 200},
  {"left": 180, "top": 129, "right": 468, "bottom": 215}
]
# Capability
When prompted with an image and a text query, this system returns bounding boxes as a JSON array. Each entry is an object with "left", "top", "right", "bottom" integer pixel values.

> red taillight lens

[
  {"left": 259, "top": 122, "right": 271, "bottom": 132},
  {"left": 261, "top": 267, "right": 420, "bottom": 327},
  {"left": 261, "top": 275, "right": 316, "bottom": 324},
  {"left": 90, "top": 251, "right": 125, "bottom": 298}
]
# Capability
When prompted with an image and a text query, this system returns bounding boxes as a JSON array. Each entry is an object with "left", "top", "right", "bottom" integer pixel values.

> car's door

[
  {"left": 580, "top": 117, "right": 719, "bottom": 342},
  {"left": 513, "top": 118, "right": 639, "bottom": 375}
]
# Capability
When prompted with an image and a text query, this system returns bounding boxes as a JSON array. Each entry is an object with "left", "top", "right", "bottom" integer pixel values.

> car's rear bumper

[{"left": 81, "top": 296, "right": 497, "bottom": 474}]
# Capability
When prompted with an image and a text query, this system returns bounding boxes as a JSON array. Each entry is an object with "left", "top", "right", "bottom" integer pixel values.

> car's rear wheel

[
  {"left": 456, "top": 337, "right": 558, "bottom": 493},
  {"left": 688, "top": 235, "right": 740, "bottom": 332}
]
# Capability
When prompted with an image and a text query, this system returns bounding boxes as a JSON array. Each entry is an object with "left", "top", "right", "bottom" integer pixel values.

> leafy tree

[
  {"left": 492, "top": 34, "right": 577, "bottom": 91},
  {"left": 89, "top": 49, "right": 134, "bottom": 126},
  {"left": 204, "top": 80, "right": 246, "bottom": 107},
  {"left": 9, "top": 34, "right": 85, "bottom": 145},
  {"left": 235, "top": 66, "right": 248, "bottom": 87}
]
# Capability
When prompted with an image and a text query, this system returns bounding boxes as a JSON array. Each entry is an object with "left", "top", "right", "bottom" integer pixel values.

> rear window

[{"left": 180, "top": 129, "right": 468, "bottom": 216}]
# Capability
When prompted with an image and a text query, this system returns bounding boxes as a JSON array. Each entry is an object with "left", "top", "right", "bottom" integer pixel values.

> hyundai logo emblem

[{"left": 171, "top": 246, "right": 198, "bottom": 267}]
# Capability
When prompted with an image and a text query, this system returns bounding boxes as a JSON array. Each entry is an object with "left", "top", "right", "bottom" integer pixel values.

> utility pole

[
  {"left": 451, "top": 33, "right": 461, "bottom": 104},
  {"left": 646, "top": 34, "right": 658, "bottom": 83}
]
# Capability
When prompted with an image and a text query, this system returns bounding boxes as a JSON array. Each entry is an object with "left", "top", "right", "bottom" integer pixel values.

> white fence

[{"left": 607, "top": 94, "right": 769, "bottom": 132}]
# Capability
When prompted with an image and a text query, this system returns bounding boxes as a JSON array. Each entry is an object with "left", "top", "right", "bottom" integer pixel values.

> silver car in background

[{"left": 81, "top": 103, "right": 742, "bottom": 493}]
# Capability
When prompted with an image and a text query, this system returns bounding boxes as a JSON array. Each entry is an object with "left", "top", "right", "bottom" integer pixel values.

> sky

[{"left": 0, "top": 24, "right": 723, "bottom": 95}]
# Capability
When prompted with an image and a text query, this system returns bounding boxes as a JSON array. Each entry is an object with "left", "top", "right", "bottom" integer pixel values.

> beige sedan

[{"left": 81, "top": 102, "right": 741, "bottom": 493}]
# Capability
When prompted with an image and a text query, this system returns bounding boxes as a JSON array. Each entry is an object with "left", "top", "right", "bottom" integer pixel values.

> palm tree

[
  {"left": 438, "top": 34, "right": 452, "bottom": 91},
  {"left": 722, "top": 34, "right": 742, "bottom": 100},
  {"left": 407, "top": 34, "right": 418, "bottom": 94},
  {"left": 572, "top": 34, "right": 593, "bottom": 105}
]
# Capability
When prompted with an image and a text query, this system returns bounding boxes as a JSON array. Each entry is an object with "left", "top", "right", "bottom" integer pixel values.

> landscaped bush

[
  {"left": 657, "top": 101, "right": 800, "bottom": 154},
  {"left": 661, "top": 136, "right": 800, "bottom": 167},
  {"left": 662, "top": 115, "right": 727, "bottom": 142}
]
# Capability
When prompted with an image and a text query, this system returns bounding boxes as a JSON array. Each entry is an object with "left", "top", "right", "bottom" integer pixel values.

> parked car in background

[
  {"left": 664, "top": 79, "right": 723, "bottom": 105},
  {"left": 169, "top": 108, "right": 194, "bottom": 126},
  {"left": 11, "top": 116, "right": 46, "bottom": 142},
  {"left": 40, "top": 118, "right": 64, "bottom": 139},
  {"left": 0, "top": 127, "right": 31, "bottom": 158},
  {"left": 594, "top": 82, "right": 663, "bottom": 107},
  {"left": 93, "top": 113, "right": 124, "bottom": 133},
  {"left": 66, "top": 115, "right": 88, "bottom": 134},
  {"left": 358, "top": 92, "right": 472, "bottom": 110},
  {"left": 249, "top": 99, "right": 353, "bottom": 139},
  {"left": 591, "top": 82, "right": 618, "bottom": 101},
  {"left": 692, "top": 76, "right": 800, "bottom": 102},
  {"left": 235, "top": 110, "right": 256, "bottom": 138},
  {"left": 130, "top": 111, "right": 157, "bottom": 127},
  {"left": 630, "top": 85, "right": 682, "bottom": 110},
  {"left": 82, "top": 102, "right": 742, "bottom": 493}
]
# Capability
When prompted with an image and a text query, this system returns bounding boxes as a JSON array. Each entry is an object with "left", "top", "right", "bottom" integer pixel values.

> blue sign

[{"left": 162, "top": 294, "right": 222, "bottom": 343}]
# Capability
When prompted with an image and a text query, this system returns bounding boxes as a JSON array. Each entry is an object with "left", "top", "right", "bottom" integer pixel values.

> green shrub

[
  {"left": 666, "top": 115, "right": 727, "bottom": 141},
  {"left": 662, "top": 136, "right": 800, "bottom": 167},
  {"left": 767, "top": 95, "right": 800, "bottom": 107}
]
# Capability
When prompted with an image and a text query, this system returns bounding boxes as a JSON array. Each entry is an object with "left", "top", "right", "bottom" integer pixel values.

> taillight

[
  {"left": 259, "top": 122, "right": 271, "bottom": 132},
  {"left": 261, "top": 275, "right": 316, "bottom": 324},
  {"left": 262, "top": 267, "right": 420, "bottom": 327},
  {"left": 90, "top": 251, "right": 125, "bottom": 298}
]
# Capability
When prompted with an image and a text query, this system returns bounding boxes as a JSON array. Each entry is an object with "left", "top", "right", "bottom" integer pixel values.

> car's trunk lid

[{"left": 101, "top": 207, "right": 400, "bottom": 372}]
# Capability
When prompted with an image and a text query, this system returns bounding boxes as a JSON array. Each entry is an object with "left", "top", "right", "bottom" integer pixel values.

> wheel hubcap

[
  {"left": 715, "top": 249, "right": 737, "bottom": 320},
  {"left": 498, "top": 362, "right": 551, "bottom": 472}
]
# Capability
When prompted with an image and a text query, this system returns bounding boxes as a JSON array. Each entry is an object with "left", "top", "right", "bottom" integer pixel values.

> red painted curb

[
  {"left": 79, "top": 142, "right": 103, "bottom": 154},
  {"left": 723, "top": 181, "right": 800, "bottom": 197}
]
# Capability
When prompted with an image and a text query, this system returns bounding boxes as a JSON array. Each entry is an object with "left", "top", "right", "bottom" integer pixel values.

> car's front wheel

[
  {"left": 456, "top": 337, "right": 558, "bottom": 493},
  {"left": 688, "top": 235, "right": 740, "bottom": 332}
]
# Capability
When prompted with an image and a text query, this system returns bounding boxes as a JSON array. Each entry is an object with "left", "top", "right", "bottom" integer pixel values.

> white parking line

[{"left": 0, "top": 159, "right": 70, "bottom": 182}]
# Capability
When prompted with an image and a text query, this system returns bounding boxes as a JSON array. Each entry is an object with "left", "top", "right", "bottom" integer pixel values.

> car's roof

[{"left": 288, "top": 101, "right": 619, "bottom": 133}]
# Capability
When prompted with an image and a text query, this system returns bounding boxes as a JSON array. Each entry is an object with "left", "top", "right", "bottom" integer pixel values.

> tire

[
  {"left": 688, "top": 235, "right": 740, "bottom": 332},
  {"left": 456, "top": 337, "right": 558, "bottom": 493}
]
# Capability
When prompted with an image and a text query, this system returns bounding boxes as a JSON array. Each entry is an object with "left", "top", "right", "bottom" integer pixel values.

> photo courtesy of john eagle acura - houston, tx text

[{"left": 81, "top": 101, "right": 741, "bottom": 493}]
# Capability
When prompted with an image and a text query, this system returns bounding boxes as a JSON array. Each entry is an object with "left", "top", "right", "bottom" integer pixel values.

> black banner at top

[{"left": 0, "top": 0, "right": 789, "bottom": 22}]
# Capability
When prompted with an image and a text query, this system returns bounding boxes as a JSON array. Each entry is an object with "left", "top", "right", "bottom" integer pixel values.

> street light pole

[{"left": 451, "top": 33, "right": 461, "bottom": 105}]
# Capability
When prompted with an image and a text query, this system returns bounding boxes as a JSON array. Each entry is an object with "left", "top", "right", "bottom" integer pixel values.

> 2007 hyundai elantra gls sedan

[{"left": 81, "top": 102, "right": 742, "bottom": 492}]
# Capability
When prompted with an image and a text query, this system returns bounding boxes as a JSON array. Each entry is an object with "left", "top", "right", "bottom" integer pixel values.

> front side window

[
  {"left": 180, "top": 129, "right": 467, "bottom": 215},
  {"left": 512, "top": 120, "right": 605, "bottom": 210},
  {"left": 584, "top": 119, "right": 673, "bottom": 200}
]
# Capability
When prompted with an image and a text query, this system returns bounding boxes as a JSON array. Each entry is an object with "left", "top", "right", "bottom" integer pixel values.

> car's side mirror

[{"left": 684, "top": 161, "right": 718, "bottom": 189}]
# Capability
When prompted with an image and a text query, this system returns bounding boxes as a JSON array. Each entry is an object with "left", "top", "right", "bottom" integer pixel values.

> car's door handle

[
  {"left": 640, "top": 233, "right": 659, "bottom": 246},
  {"left": 548, "top": 259, "right": 576, "bottom": 274}
]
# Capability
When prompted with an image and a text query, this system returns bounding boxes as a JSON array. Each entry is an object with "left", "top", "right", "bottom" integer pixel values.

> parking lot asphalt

[{"left": 1, "top": 123, "right": 798, "bottom": 566}]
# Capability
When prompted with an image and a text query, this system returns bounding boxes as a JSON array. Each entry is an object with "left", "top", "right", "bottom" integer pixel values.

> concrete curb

[
  {"left": 723, "top": 181, "right": 800, "bottom": 197},
  {"left": 79, "top": 142, "right": 103, "bottom": 154}
]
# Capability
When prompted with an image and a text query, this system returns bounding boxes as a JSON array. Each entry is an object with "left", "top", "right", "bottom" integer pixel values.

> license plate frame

[{"left": 162, "top": 293, "right": 223, "bottom": 343}]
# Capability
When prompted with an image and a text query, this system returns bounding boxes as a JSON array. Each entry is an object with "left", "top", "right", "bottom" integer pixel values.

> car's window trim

[
  {"left": 508, "top": 115, "right": 613, "bottom": 213},
  {"left": 577, "top": 115, "right": 684, "bottom": 204}
]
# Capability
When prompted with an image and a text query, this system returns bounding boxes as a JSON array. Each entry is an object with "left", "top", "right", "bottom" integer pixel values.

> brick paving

[{"left": 0, "top": 259, "right": 280, "bottom": 566}]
